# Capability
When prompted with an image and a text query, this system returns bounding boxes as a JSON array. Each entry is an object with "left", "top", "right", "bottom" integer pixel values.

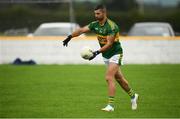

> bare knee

[
  {"left": 115, "top": 72, "right": 124, "bottom": 82},
  {"left": 105, "top": 75, "right": 114, "bottom": 83}
]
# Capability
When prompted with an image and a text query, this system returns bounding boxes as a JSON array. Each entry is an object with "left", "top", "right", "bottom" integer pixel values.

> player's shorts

[{"left": 103, "top": 54, "right": 123, "bottom": 66}]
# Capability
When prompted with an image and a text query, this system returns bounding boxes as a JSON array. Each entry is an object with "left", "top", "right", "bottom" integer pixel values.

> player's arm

[
  {"left": 89, "top": 35, "right": 115, "bottom": 60},
  {"left": 63, "top": 26, "right": 90, "bottom": 47},
  {"left": 71, "top": 25, "right": 90, "bottom": 37},
  {"left": 99, "top": 35, "right": 115, "bottom": 53}
]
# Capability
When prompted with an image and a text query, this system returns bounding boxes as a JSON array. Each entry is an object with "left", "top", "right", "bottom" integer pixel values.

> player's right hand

[{"left": 63, "top": 35, "right": 72, "bottom": 47}]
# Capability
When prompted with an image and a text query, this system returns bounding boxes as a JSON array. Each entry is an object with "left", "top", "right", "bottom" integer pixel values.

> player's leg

[
  {"left": 115, "top": 68, "right": 139, "bottom": 110},
  {"left": 114, "top": 68, "right": 132, "bottom": 93},
  {"left": 101, "top": 62, "right": 119, "bottom": 112}
]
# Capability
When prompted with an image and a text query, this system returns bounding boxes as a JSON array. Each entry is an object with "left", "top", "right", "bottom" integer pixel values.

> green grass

[{"left": 0, "top": 64, "right": 180, "bottom": 118}]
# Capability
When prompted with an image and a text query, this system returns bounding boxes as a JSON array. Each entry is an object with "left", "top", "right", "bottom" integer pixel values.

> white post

[
  {"left": 69, "top": 0, "right": 75, "bottom": 32},
  {"left": 138, "top": 0, "right": 144, "bottom": 14}
]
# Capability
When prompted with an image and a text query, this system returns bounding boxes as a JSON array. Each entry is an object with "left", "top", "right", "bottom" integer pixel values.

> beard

[{"left": 95, "top": 16, "right": 104, "bottom": 21}]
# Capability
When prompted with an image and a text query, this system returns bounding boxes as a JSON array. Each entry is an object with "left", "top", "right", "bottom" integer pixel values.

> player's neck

[{"left": 99, "top": 17, "right": 107, "bottom": 26}]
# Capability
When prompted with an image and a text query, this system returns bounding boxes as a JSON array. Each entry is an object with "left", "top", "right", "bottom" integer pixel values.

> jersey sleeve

[
  {"left": 88, "top": 22, "right": 95, "bottom": 31},
  {"left": 88, "top": 22, "right": 93, "bottom": 31}
]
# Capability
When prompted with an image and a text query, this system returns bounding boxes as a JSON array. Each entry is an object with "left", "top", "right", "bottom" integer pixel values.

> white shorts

[{"left": 103, "top": 54, "right": 123, "bottom": 66}]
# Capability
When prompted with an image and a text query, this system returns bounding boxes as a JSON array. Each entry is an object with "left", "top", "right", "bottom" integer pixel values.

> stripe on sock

[
  {"left": 128, "top": 88, "right": 135, "bottom": 98},
  {"left": 108, "top": 96, "right": 114, "bottom": 106}
]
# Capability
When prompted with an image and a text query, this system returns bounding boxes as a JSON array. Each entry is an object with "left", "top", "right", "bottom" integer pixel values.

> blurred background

[
  {"left": 0, "top": 0, "right": 180, "bottom": 64},
  {"left": 0, "top": 0, "right": 180, "bottom": 36}
]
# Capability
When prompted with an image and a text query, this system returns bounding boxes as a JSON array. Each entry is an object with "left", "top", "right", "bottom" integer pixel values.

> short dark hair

[{"left": 94, "top": 4, "right": 106, "bottom": 11}]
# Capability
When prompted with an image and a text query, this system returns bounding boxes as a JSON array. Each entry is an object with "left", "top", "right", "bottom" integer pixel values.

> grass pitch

[{"left": 0, "top": 64, "right": 180, "bottom": 118}]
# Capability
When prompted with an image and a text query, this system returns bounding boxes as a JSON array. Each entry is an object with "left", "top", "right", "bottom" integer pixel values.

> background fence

[{"left": 1, "top": 36, "right": 180, "bottom": 64}]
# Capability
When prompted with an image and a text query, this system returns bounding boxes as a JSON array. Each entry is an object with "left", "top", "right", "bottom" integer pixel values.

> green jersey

[{"left": 88, "top": 19, "right": 123, "bottom": 59}]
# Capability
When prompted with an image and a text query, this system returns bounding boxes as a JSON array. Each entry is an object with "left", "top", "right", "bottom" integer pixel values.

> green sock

[
  {"left": 127, "top": 88, "right": 135, "bottom": 99},
  {"left": 108, "top": 96, "right": 114, "bottom": 107}
]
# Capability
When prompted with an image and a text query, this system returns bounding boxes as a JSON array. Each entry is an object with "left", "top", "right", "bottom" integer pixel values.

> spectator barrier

[{"left": 0, "top": 36, "right": 180, "bottom": 64}]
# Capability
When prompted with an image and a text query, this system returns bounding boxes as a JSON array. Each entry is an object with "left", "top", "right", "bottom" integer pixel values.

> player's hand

[
  {"left": 89, "top": 50, "right": 100, "bottom": 60},
  {"left": 63, "top": 35, "right": 72, "bottom": 47}
]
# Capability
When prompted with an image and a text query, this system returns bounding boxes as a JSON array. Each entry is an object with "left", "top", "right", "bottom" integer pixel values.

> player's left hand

[{"left": 89, "top": 50, "right": 100, "bottom": 60}]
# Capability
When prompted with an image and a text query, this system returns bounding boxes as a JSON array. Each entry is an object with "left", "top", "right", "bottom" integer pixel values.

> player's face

[{"left": 94, "top": 9, "right": 105, "bottom": 21}]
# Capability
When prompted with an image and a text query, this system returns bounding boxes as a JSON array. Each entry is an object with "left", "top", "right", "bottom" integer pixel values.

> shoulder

[
  {"left": 106, "top": 19, "right": 119, "bottom": 30},
  {"left": 89, "top": 21, "right": 98, "bottom": 25}
]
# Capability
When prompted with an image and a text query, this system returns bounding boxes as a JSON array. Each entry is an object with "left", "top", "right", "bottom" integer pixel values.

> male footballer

[{"left": 63, "top": 4, "right": 138, "bottom": 112}]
